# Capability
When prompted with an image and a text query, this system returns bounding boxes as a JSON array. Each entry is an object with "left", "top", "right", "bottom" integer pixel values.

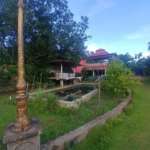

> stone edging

[
  {"left": 30, "top": 83, "right": 97, "bottom": 97},
  {"left": 42, "top": 92, "right": 132, "bottom": 150},
  {"left": 58, "top": 89, "right": 97, "bottom": 108}
]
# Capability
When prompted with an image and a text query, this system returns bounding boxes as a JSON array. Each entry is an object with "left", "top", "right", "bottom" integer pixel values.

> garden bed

[
  {"left": 44, "top": 91, "right": 132, "bottom": 150},
  {"left": 0, "top": 89, "right": 120, "bottom": 148},
  {"left": 58, "top": 89, "right": 97, "bottom": 108},
  {"left": 54, "top": 84, "right": 97, "bottom": 108}
]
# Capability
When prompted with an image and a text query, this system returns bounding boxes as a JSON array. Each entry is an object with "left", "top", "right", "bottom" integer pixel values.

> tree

[
  {"left": 148, "top": 42, "right": 150, "bottom": 50},
  {"left": 0, "top": 0, "right": 17, "bottom": 64},
  {"left": 101, "top": 61, "right": 137, "bottom": 97},
  {"left": 0, "top": 0, "right": 89, "bottom": 82},
  {"left": 117, "top": 53, "right": 134, "bottom": 66}
]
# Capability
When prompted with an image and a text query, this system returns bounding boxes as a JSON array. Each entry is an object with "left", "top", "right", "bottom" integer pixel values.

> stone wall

[
  {"left": 42, "top": 92, "right": 132, "bottom": 150},
  {"left": 58, "top": 89, "right": 97, "bottom": 108}
]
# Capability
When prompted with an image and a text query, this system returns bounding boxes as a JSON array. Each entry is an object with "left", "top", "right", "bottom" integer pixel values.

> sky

[{"left": 68, "top": 0, "right": 150, "bottom": 56}]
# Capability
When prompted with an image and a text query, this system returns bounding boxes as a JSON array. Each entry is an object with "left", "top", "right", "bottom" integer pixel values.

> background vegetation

[
  {"left": 101, "top": 61, "right": 138, "bottom": 97},
  {"left": 0, "top": 0, "right": 89, "bottom": 87},
  {"left": 71, "top": 82, "right": 150, "bottom": 150},
  {"left": 0, "top": 90, "right": 119, "bottom": 148}
]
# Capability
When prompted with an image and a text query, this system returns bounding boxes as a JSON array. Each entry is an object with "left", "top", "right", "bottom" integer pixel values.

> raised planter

[
  {"left": 57, "top": 89, "right": 97, "bottom": 108},
  {"left": 30, "top": 83, "right": 97, "bottom": 97},
  {"left": 41, "top": 92, "right": 132, "bottom": 150}
]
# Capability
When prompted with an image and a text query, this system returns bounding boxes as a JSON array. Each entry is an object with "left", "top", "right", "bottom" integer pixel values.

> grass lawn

[
  {"left": 0, "top": 90, "right": 119, "bottom": 147},
  {"left": 72, "top": 83, "right": 150, "bottom": 150}
]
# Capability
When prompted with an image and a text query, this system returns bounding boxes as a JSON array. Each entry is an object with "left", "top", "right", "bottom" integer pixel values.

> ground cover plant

[
  {"left": 0, "top": 61, "right": 138, "bottom": 149},
  {"left": 0, "top": 89, "right": 119, "bottom": 147},
  {"left": 71, "top": 82, "right": 150, "bottom": 150}
]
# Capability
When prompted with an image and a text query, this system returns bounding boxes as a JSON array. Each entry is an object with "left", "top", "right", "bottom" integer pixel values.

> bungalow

[{"left": 73, "top": 49, "right": 114, "bottom": 78}]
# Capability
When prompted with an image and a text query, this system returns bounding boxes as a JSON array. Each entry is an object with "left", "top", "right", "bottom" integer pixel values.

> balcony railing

[{"left": 55, "top": 73, "right": 75, "bottom": 80}]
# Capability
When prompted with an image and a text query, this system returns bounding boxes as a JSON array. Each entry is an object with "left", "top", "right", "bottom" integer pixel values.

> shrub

[
  {"left": 47, "top": 92, "right": 58, "bottom": 111},
  {"left": 66, "top": 95, "right": 75, "bottom": 101},
  {"left": 29, "top": 89, "right": 47, "bottom": 113},
  {"left": 0, "top": 65, "right": 17, "bottom": 86},
  {"left": 29, "top": 89, "right": 58, "bottom": 113},
  {"left": 101, "top": 61, "right": 139, "bottom": 97}
]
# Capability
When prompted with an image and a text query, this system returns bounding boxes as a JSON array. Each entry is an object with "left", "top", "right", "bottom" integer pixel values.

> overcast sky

[{"left": 68, "top": 0, "right": 150, "bottom": 56}]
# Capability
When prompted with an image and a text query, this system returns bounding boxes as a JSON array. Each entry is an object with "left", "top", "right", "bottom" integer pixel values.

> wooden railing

[{"left": 55, "top": 73, "right": 75, "bottom": 80}]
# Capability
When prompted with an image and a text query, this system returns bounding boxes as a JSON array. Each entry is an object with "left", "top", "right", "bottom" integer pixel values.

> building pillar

[
  {"left": 60, "top": 80, "right": 64, "bottom": 88},
  {"left": 92, "top": 70, "right": 95, "bottom": 77},
  {"left": 61, "top": 63, "right": 63, "bottom": 74},
  {"left": 60, "top": 64, "right": 64, "bottom": 87}
]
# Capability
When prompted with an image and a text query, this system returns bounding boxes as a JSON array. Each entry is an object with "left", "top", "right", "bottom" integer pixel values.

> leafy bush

[
  {"left": 101, "top": 61, "right": 138, "bottom": 97},
  {"left": 66, "top": 95, "right": 75, "bottom": 101},
  {"left": 0, "top": 65, "right": 17, "bottom": 85},
  {"left": 29, "top": 91, "right": 47, "bottom": 114},
  {"left": 47, "top": 92, "right": 58, "bottom": 111},
  {"left": 29, "top": 89, "right": 58, "bottom": 113}
]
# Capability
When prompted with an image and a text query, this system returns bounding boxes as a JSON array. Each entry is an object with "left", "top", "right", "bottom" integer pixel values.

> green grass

[
  {"left": 0, "top": 91, "right": 118, "bottom": 146},
  {"left": 72, "top": 83, "right": 150, "bottom": 150}
]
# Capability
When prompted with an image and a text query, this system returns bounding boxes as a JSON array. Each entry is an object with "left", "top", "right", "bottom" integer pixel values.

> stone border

[
  {"left": 58, "top": 89, "right": 97, "bottom": 108},
  {"left": 30, "top": 83, "right": 97, "bottom": 97},
  {"left": 42, "top": 92, "right": 132, "bottom": 150}
]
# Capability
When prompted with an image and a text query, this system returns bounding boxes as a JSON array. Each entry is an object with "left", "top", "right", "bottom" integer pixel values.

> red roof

[
  {"left": 91, "top": 49, "right": 109, "bottom": 57},
  {"left": 88, "top": 49, "right": 111, "bottom": 60}
]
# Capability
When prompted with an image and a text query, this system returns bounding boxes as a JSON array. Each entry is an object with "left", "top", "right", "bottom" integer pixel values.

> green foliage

[
  {"left": 0, "top": 0, "right": 89, "bottom": 83},
  {"left": 79, "top": 85, "right": 94, "bottom": 93},
  {"left": 72, "top": 84, "right": 150, "bottom": 150},
  {"left": 66, "top": 95, "right": 75, "bottom": 101},
  {"left": 29, "top": 90, "right": 48, "bottom": 114},
  {"left": 82, "top": 71, "right": 97, "bottom": 81},
  {"left": 148, "top": 42, "right": 150, "bottom": 50},
  {"left": 29, "top": 90, "right": 58, "bottom": 113},
  {"left": 117, "top": 52, "right": 150, "bottom": 76},
  {"left": 0, "top": 92, "right": 118, "bottom": 145},
  {"left": 0, "top": 65, "right": 17, "bottom": 86},
  {"left": 102, "top": 61, "right": 138, "bottom": 97},
  {"left": 47, "top": 92, "right": 58, "bottom": 111}
]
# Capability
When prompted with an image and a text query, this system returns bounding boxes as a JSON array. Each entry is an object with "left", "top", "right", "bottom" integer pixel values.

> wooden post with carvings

[
  {"left": 15, "top": 0, "right": 30, "bottom": 132},
  {"left": 3, "top": 1, "right": 41, "bottom": 149}
]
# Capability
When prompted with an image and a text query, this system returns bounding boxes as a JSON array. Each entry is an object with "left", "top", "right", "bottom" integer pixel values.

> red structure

[
  {"left": 73, "top": 59, "right": 107, "bottom": 74},
  {"left": 88, "top": 49, "right": 112, "bottom": 62},
  {"left": 73, "top": 49, "right": 112, "bottom": 77}
]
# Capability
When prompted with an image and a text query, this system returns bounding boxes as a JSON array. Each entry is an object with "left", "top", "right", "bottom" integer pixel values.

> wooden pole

[
  {"left": 60, "top": 64, "right": 64, "bottom": 87},
  {"left": 15, "top": 0, "right": 30, "bottom": 132}
]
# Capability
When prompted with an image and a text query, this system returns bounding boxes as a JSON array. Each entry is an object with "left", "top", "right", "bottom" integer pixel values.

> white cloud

[
  {"left": 86, "top": 42, "right": 115, "bottom": 53},
  {"left": 143, "top": 51, "right": 150, "bottom": 58},
  {"left": 88, "top": 0, "right": 115, "bottom": 17},
  {"left": 87, "top": 43, "right": 100, "bottom": 51},
  {"left": 126, "top": 25, "right": 150, "bottom": 40}
]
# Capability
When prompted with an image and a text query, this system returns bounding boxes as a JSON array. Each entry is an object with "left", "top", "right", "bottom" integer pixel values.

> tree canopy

[
  {"left": 117, "top": 52, "right": 150, "bottom": 76},
  {"left": 0, "top": 0, "right": 89, "bottom": 66},
  {"left": 0, "top": 0, "right": 89, "bottom": 84}
]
